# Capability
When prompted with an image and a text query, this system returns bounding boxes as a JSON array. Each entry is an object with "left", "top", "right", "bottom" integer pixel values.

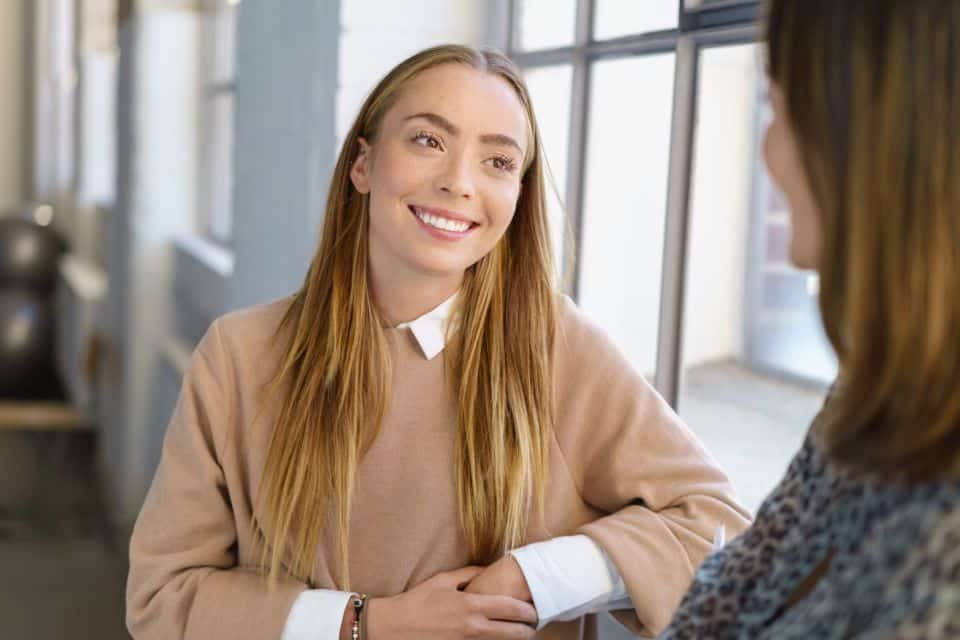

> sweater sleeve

[
  {"left": 553, "top": 298, "right": 753, "bottom": 638},
  {"left": 126, "top": 320, "right": 307, "bottom": 639}
]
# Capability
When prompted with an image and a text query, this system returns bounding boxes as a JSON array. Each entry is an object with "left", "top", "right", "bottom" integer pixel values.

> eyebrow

[{"left": 403, "top": 111, "right": 524, "bottom": 156}]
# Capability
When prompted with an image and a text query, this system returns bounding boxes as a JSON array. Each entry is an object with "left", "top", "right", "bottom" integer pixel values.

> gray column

[{"left": 227, "top": 0, "right": 341, "bottom": 310}]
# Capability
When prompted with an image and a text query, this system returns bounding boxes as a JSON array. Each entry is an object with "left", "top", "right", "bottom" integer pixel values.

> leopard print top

[{"left": 660, "top": 414, "right": 960, "bottom": 639}]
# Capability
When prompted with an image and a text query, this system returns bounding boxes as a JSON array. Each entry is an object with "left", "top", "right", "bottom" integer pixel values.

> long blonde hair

[
  {"left": 254, "top": 45, "right": 557, "bottom": 588},
  {"left": 767, "top": 0, "right": 960, "bottom": 480}
]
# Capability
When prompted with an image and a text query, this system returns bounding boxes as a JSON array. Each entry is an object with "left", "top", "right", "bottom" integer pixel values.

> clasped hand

[{"left": 364, "top": 556, "right": 538, "bottom": 639}]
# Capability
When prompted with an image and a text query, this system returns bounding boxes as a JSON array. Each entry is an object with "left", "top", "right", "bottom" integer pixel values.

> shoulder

[
  {"left": 549, "top": 292, "right": 682, "bottom": 445},
  {"left": 212, "top": 296, "right": 294, "bottom": 347},
  {"left": 191, "top": 296, "right": 296, "bottom": 385},
  {"left": 879, "top": 486, "right": 960, "bottom": 583},
  {"left": 553, "top": 293, "right": 638, "bottom": 383},
  {"left": 203, "top": 296, "right": 295, "bottom": 360},
  {"left": 555, "top": 293, "right": 614, "bottom": 352},
  {"left": 861, "top": 490, "right": 960, "bottom": 633}
]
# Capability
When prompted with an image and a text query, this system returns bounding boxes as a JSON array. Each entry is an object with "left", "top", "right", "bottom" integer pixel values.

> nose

[{"left": 434, "top": 152, "right": 475, "bottom": 200}]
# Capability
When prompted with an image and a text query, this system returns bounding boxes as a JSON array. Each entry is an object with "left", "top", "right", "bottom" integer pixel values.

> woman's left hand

[{"left": 464, "top": 555, "right": 534, "bottom": 605}]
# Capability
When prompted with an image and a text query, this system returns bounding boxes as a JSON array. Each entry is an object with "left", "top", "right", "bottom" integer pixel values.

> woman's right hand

[{"left": 364, "top": 566, "right": 538, "bottom": 639}]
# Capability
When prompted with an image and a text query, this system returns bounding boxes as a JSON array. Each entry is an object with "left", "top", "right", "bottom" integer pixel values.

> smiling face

[{"left": 349, "top": 63, "right": 530, "bottom": 291}]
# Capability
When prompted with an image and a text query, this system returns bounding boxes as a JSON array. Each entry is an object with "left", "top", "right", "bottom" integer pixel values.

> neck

[{"left": 369, "top": 256, "right": 463, "bottom": 327}]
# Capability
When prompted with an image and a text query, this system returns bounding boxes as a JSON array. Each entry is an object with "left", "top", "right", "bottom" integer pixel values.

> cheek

[
  {"left": 763, "top": 120, "right": 811, "bottom": 220},
  {"left": 763, "top": 121, "right": 788, "bottom": 187},
  {"left": 369, "top": 145, "right": 427, "bottom": 202},
  {"left": 763, "top": 122, "right": 821, "bottom": 268},
  {"left": 486, "top": 183, "right": 521, "bottom": 231}
]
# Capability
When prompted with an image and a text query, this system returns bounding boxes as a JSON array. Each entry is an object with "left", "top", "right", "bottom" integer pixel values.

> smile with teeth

[{"left": 411, "top": 206, "right": 475, "bottom": 233}]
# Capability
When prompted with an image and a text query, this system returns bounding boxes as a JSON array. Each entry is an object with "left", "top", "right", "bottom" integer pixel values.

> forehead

[{"left": 386, "top": 63, "right": 529, "bottom": 147}]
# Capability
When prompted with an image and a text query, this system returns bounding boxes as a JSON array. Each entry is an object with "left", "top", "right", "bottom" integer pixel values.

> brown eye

[
  {"left": 488, "top": 155, "right": 518, "bottom": 174},
  {"left": 412, "top": 131, "right": 443, "bottom": 150}
]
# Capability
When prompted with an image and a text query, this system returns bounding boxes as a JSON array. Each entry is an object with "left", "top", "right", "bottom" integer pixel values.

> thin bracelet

[
  {"left": 360, "top": 595, "right": 371, "bottom": 636},
  {"left": 351, "top": 594, "right": 368, "bottom": 640}
]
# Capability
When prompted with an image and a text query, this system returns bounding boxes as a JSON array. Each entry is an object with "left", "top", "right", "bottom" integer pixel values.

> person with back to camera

[
  {"left": 660, "top": 1, "right": 960, "bottom": 638},
  {"left": 125, "top": 44, "right": 751, "bottom": 640}
]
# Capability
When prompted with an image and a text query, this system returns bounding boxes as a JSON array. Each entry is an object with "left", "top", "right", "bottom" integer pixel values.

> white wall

[{"left": 0, "top": 0, "right": 25, "bottom": 213}]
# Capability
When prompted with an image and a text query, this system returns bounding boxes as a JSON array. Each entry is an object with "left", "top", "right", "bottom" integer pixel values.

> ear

[{"left": 349, "top": 137, "right": 372, "bottom": 195}]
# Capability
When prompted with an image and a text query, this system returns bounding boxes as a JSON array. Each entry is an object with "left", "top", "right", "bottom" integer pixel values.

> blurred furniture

[
  {"left": 0, "top": 215, "right": 66, "bottom": 399},
  {"left": 0, "top": 210, "right": 99, "bottom": 536},
  {"left": 0, "top": 401, "right": 94, "bottom": 535}
]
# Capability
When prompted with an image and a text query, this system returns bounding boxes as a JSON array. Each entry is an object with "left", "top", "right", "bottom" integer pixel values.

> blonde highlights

[{"left": 253, "top": 45, "right": 557, "bottom": 587}]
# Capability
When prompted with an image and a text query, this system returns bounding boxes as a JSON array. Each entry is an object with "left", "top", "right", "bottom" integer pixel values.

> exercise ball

[
  {"left": 0, "top": 289, "right": 55, "bottom": 398},
  {"left": 0, "top": 218, "right": 66, "bottom": 293}
]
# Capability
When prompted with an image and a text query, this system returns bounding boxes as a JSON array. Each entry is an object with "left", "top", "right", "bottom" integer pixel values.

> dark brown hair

[{"left": 767, "top": 0, "right": 960, "bottom": 480}]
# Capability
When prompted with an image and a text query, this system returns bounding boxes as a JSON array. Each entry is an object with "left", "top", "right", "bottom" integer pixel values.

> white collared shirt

[
  {"left": 281, "top": 295, "right": 632, "bottom": 639},
  {"left": 393, "top": 294, "right": 456, "bottom": 360}
]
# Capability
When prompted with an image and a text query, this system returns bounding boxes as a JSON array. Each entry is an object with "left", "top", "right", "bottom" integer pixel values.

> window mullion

[
  {"left": 564, "top": 0, "right": 594, "bottom": 299},
  {"left": 576, "top": 0, "right": 594, "bottom": 44},
  {"left": 653, "top": 34, "right": 699, "bottom": 407}
]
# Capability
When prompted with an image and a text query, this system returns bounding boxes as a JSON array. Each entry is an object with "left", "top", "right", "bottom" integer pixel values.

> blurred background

[{"left": 0, "top": 0, "right": 834, "bottom": 638}]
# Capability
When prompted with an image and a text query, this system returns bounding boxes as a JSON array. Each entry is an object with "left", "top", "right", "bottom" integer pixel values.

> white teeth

[{"left": 414, "top": 207, "right": 471, "bottom": 233}]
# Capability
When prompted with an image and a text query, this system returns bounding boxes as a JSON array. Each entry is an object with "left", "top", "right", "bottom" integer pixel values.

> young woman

[
  {"left": 661, "top": 1, "right": 960, "bottom": 637},
  {"left": 126, "top": 45, "right": 750, "bottom": 640}
]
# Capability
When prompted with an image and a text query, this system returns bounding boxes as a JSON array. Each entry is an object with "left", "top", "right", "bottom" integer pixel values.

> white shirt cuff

[
  {"left": 281, "top": 589, "right": 354, "bottom": 640},
  {"left": 510, "top": 534, "right": 632, "bottom": 630}
]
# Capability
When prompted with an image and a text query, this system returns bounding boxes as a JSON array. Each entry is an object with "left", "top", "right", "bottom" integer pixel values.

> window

[
  {"left": 677, "top": 44, "right": 834, "bottom": 513},
  {"left": 197, "top": 0, "right": 238, "bottom": 243},
  {"left": 578, "top": 54, "right": 675, "bottom": 379},
  {"left": 516, "top": 0, "right": 577, "bottom": 51},
  {"left": 523, "top": 65, "right": 573, "bottom": 279},
  {"left": 507, "top": 0, "right": 831, "bottom": 532},
  {"left": 594, "top": 0, "right": 679, "bottom": 40}
]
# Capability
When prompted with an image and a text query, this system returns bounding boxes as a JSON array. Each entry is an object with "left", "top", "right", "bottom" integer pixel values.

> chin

[
  {"left": 412, "top": 247, "right": 488, "bottom": 277},
  {"left": 410, "top": 258, "right": 473, "bottom": 279}
]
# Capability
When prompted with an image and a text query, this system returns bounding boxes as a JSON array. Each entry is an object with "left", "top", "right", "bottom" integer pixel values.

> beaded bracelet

[{"left": 350, "top": 594, "right": 368, "bottom": 640}]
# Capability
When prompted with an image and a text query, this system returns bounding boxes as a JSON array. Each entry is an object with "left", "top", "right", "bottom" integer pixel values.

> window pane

[
  {"left": 579, "top": 54, "right": 676, "bottom": 380},
  {"left": 524, "top": 65, "right": 573, "bottom": 281},
  {"left": 678, "top": 43, "right": 833, "bottom": 513},
  {"left": 516, "top": 0, "right": 576, "bottom": 51},
  {"left": 595, "top": 0, "right": 679, "bottom": 40}
]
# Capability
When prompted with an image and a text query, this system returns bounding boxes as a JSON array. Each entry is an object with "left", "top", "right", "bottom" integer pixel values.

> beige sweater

[{"left": 127, "top": 295, "right": 751, "bottom": 639}]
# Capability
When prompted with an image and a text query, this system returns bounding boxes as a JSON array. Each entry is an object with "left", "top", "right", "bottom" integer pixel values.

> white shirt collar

[{"left": 394, "top": 294, "right": 457, "bottom": 360}]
